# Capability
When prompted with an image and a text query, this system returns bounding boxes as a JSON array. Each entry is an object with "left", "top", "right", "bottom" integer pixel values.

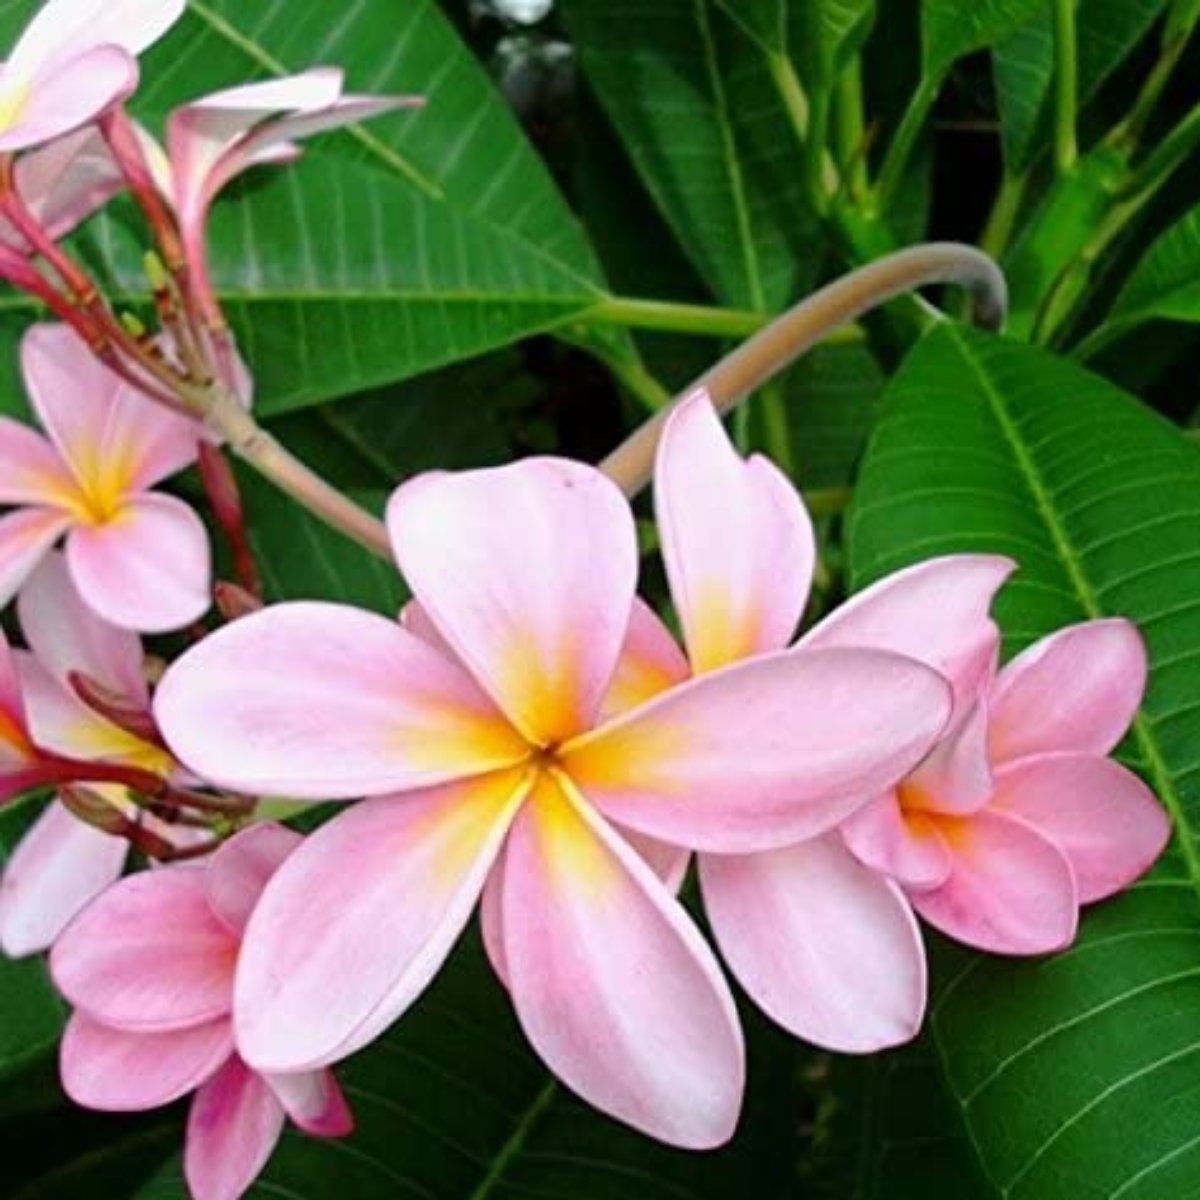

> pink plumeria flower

[
  {"left": 138, "top": 68, "right": 419, "bottom": 326},
  {"left": 0, "top": 625, "right": 39, "bottom": 800},
  {"left": 0, "top": 0, "right": 183, "bottom": 153},
  {"left": 836, "top": 618, "right": 1171, "bottom": 954},
  {"left": 51, "top": 822, "right": 353, "bottom": 1200},
  {"left": 0, "top": 126, "right": 125, "bottom": 251},
  {"left": 0, "top": 553, "right": 204, "bottom": 957},
  {"left": 650, "top": 392, "right": 1169, "bottom": 1053},
  {"left": 0, "top": 321, "right": 211, "bottom": 631},
  {"left": 154, "top": 456, "right": 951, "bottom": 1148}
]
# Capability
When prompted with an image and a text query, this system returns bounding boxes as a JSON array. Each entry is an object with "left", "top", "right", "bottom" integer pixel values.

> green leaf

[
  {"left": 847, "top": 322, "right": 1200, "bottom": 1199},
  {"left": 993, "top": 0, "right": 1169, "bottom": 172},
  {"left": 922, "top": 0, "right": 1044, "bottom": 80},
  {"left": 0, "top": 0, "right": 627, "bottom": 415},
  {"left": 1084, "top": 201, "right": 1200, "bottom": 354},
  {"left": 134, "top": 933, "right": 798, "bottom": 1199},
  {"left": 561, "top": 0, "right": 822, "bottom": 312}
]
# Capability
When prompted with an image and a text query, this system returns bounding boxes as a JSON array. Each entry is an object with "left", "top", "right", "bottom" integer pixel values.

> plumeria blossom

[
  {"left": 154, "top": 455, "right": 951, "bottom": 1147},
  {"left": 0, "top": 0, "right": 183, "bottom": 154},
  {"left": 0, "top": 321, "right": 210, "bottom": 631},
  {"left": 0, "top": 625, "right": 39, "bottom": 801},
  {"left": 51, "top": 823, "right": 353, "bottom": 1200},
  {"left": 0, "top": 554, "right": 204, "bottom": 957},
  {"left": 649, "top": 392, "right": 1169, "bottom": 1054},
  {"left": 836, "top": 618, "right": 1171, "bottom": 954},
  {"left": 138, "top": 68, "right": 420, "bottom": 326}
]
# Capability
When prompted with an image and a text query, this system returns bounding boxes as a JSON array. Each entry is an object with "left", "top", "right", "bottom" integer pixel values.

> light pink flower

[
  {"left": 835, "top": 618, "right": 1170, "bottom": 954},
  {"left": 51, "top": 823, "right": 353, "bottom": 1200},
  {"left": 0, "top": 322, "right": 210, "bottom": 631},
  {"left": 0, "top": 553, "right": 197, "bottom": 957},
  {"left": 651, "top": 393, "right": 1168, "bottom": 1054},
  {"left": 153, "top": 455, "right": 951, "bottom": 1147},
  {"left": 0, "top": 0, "right": 183, "bottom": 154},
  {"left": 0, "top": 624, "right": 39, "bottom": 801},
  {"left": 138, "top": 68, "right": 419, "bottom": 326}
]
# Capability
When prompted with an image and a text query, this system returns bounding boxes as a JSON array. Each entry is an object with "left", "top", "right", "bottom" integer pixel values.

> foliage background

[{"left": 3, "top": 0, "right": 1200, "bottom": 1196}]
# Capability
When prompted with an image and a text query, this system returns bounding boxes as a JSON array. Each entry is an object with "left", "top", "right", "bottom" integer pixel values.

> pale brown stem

[{"left": 599, "top": 243, "right": 1007, "bottom": 497}]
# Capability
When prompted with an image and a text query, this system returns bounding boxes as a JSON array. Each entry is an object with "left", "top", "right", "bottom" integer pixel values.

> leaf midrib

[{"left": 944, "top": 321, "right": 1200, "bottom": 898}]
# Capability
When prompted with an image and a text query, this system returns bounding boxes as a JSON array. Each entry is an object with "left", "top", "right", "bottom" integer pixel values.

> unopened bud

[
  {"left": 59, "top": 785, "right": 128, "bottom": 835},
  {"left": 214, "top": 580, "right": 264, "bottom": 621},
  {"left": 68, "top": 672, "right": 163, "bottom": 745}
]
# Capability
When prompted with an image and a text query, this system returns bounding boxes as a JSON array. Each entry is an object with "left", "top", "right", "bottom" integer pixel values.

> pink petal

[
  {"left": 700, "top": 835, "right": 926, "bottom": 1052},
  {"left": 901, "top": 696, "right": 993, "bottom": 816},
  {"left": 387, "top": 458, "right": 638, "bottom": 745},
  {"left": 564, "top": 647, "right": 951, "bottom": 853},
  {"left": 205, "top": 823, "right": 302, "bottom": 937},
  {"left": 991, "top": 754, "right": 1170, "bottom": 904},
  {"left": 51, "top": 868, "right": 238, "bottom": 1031},
  {"left": 502, "top": 773, "right": 744, "bottom": 1149},
  {"left": 0, "top": 628, "right": 31, "bottom": 760},
  {"left": 0, "top": 47, "right": 137, "bottom": 153},
  {"left": 18, "top": 551, "right": 147, "bottom": 701},
  {"left": 234, "top": 771, "right": 527, "bottom": 1072},
  {"left": 840, "top": 792, "right": 953, "bottom": 891},
  {"left": 0, "top": 416, "right": 76, "bottom": 505},
  {"left": 9, "top": 0, "right": 184, "bottom": 75},
  {"left": 98, "top": 378, "right": 201, "bottom": 494},
  {"left": 154, "top": 603, "right": 527, "bottom": 799},
  {"left": 910, "top": 811, "right": 1078, "bottom": 955},
  {"left": 800, "top": 554, "right": 1014, "bottom": 720},
  {"left": 61, "top": 1011, "right": 232, "bottom": 1111},
  {"left": 0, "top": 506, "right": 71, "bottom": 609},
  {"left": 600, "top": 597, "right": 691, "bottom": 721},
  {"left": 13, "top": 127, "right": 125, "bottom": 245},
  {"left": 989, "top": 620, "right": 1147, "bottom": 762},
  {"left": 185, "top": 1055, "right": 285, "bottom": 1200},
  {"left": 0, "top": 799, "right": 127, "bottom": 957},
  {"left": 65, "top": 493, "right": 211, "bottom": 633},
  {"left": 656, "top": 391, "right": 813, "bottom": 671},
  {"left": 479, "top": 853, "right": 509, "bottom": 988},
  {"left": 263, "top": 1068, "right": 354, "bottom": 1138}
]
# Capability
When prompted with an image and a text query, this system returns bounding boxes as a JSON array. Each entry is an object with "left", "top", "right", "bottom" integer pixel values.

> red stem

[{"left": 198, "top": 442, "right": 261, "bottom": 597}]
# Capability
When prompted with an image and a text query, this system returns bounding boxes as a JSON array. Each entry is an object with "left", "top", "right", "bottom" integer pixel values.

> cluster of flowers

[{"left": 0, "top": 2, "right": 1173, "bottom": 1198}]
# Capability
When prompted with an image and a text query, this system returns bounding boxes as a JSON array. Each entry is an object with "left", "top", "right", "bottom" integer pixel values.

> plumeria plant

[{"left": 0, "top": 1, "right": 1196, "bottom": 1198}]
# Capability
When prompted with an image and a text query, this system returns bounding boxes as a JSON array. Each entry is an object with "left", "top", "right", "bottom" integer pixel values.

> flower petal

[
  {"left": 800, "top": 554, "right": 1014, "bottom": 720},
  {"left": 0, "top": 417, "right": 75, "bottom": 506},
  {"left": 599, "top": 597, "right": 690, "bottom": 721},
  {"left": 989, "top": 620, "right": 1147, "bottom": 762},
  {"left": 902, "top": 696, "right": 993, "bottom": 816},
  {"left": 700, "top": 835, "right": 926, "bottom": 1052},
  {"left": 387, "top": 458, "right": 638, "bottom": 745},
  {"left": 910, "top": 811, "right": 1078, "bottom": 955},
  {"left": 264, "top": 1069, "right": 354, "bottom": 1138},
  {"left": 155, "top": 603, "right": 528, "bottom": 799},
  {"left": 0, "top": 47, "right": 137, "bottom": 153},
  {"left": 655, "top": 391, "right": 814, "bottom": 672},
  {"left": 61, "top": 1011, "right": 232, "bottom": 1111},
  {"left": 65, "top": 493, "right": 211, "bottom": 633},
  {"left": 9, "top": 0, "right": 184, "bottom": 75},
  {"left": 18, "top": 551, "right": 147, "bottom": 701},
  {"left": 502, "top": 773, "right": 744, "bottom": 1149},
  {"left": 0, "top": 799, "right": 127, "bottom": 957},
  {"left": 234, "top": 771, "right": 528, "bottom": 1072},
  {"left": 564, "top": 647, "right": 951, "bottom": 853},
  {"left": 840, "top": 792, "right": 953, "bottom": 891},
  {"left": 479, "top": 851, "right": 509, "bottom": 988},
  {"left": 52, "top": 868, "right": 238, "bottom": 1031},
  {"left": 0, "top": 628, "right": 31, "bottom": 765},
  {"left": 204, "top": 823, "right": 302, "bottom": 937},
  {"left": 0, "top": 507, "right": 71, "bottom": 610},
  {"left": 991, "top": 754, "right": 1170, "bottom": 904},
  {"left": 185, "top": 1055, "right": 284, "bottom": 1200}
]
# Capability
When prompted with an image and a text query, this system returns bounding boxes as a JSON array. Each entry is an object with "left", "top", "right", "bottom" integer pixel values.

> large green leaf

[
  {"left": 133, "top": 933, "right": 797, "bottom": 1199},
  {"left": 921, "top": 0, "right": 1044, "bottom": 80},
  {"left": 0, "top": 0, "right": 628, "bottom": 415},
  {"left": 993, "top": 0, "right": 1169, "bottom": 171},
  {"left": 561, "top": 0, "right": 821, "bottom": 312},
  {"left": 1081, "top": 201, "right": 1200, "bottom": 356},
  {"left": 844, "top": 321, "right": 1200, "bottom": 1199}
]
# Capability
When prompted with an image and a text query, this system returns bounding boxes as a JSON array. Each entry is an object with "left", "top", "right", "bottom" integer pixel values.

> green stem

[
  {"left": 1113, "top": 1, "right": 1200, "bottom": 147},
  {"left": 875, "top": 74, "right": 941, "bottom": 207},
  {"left": 978, "top": 169, "right": 1030, "bottom": 259},
  {"left": 758, "top": 379, "right": 794, "bottom": 474},
  {"left": 767, "top": 50, "right": 840, "bottom": 205},
  {"left": 1052, "top": 0, "right": 1079, "bottom": 173},
  {"left": 834, "top": 55, "right": 870, "bottom": 199},
  {"left": 806, "top": 86, "right": 833, "bottom": 215}
]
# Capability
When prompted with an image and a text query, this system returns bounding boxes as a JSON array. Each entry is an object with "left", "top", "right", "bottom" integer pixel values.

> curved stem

[{"left": 599, "top": 242, "right": 1007, "bottom": 496}]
